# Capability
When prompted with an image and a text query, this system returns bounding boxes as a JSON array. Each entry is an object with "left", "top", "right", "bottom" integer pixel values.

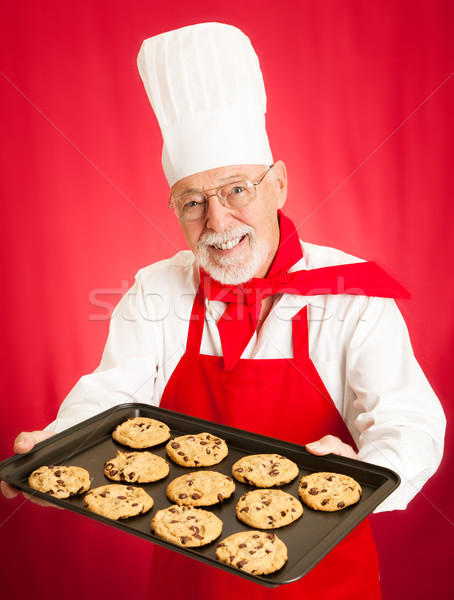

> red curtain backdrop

[{"left": 1, "top": 1, "right": 452, "bottom": 598}]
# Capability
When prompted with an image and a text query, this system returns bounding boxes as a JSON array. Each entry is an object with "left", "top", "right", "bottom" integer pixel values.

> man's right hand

[{"left": 1, "top": 430, "right": 56, "bottom": 501}]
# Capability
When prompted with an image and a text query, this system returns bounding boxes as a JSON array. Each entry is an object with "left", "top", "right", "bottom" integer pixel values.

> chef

[{"left": 1, "top": 22, "right": 446, "bottom": 600}]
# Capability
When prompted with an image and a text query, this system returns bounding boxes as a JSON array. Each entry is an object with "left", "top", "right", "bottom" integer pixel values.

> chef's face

[{"left": 171, "top": 161, "right": 287, "bottom": 284}]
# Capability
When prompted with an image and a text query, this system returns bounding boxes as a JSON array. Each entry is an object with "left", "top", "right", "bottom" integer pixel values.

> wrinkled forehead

[{"left": 171, "top": 164, "right": 268, "bottom": 195}]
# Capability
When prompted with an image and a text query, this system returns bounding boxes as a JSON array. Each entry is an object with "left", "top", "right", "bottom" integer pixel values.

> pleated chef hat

[{"left": 137, "top": 23, "right": 273, "bottom": 187}]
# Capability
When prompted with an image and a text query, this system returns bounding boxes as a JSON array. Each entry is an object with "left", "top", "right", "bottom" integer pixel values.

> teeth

[{"left": 213, "top": 237, "right": 242, "bottom": 250}]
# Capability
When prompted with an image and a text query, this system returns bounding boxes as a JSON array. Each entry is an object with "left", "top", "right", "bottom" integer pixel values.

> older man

[{"left": 1, "top": 22, "right": 445, "bottom": 600}]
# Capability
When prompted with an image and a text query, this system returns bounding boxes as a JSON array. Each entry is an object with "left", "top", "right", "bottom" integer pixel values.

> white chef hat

[{"left": 137, "top": 22, "right": 273, "bottom": 187}]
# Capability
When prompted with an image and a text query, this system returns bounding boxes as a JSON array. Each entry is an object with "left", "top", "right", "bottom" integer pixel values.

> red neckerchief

[{"left": 200, "top": 211, "right": 410, "bottom": 370}]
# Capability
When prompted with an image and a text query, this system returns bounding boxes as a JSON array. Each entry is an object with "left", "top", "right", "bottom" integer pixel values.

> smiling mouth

[{"left": 211, "top": 235, "right": 246, "bottom": 251}]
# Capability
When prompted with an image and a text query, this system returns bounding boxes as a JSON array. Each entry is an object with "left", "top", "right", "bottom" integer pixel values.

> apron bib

[{"left": 150, "top": 287, "right": 382, "bottom": 599}]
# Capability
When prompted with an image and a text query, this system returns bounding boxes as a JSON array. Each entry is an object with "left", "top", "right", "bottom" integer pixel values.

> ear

[{"left": 273, "top": 160, "right": 287, "bottom": 209}]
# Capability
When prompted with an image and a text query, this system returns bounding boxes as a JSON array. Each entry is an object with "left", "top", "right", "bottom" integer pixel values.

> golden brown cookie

[
  {"left": 298, "top": 472, "right": 362, "bottom": 511},
  {"left": 216, "top": 531, "right": 288, "bottom": 575},
  {"left": 166, "top": 432, "right": 228, "bottom": 467},
  {"left": 151, "top": 505, "right": 223, "bottom": 547},
  {"left": 166, "top": 471, "right": 235, "bottom": 506},
  {"left": 104, "top": 450, "right": 169, "bottom": 483},
  {"left": 84, "top": 484, "right": 153, "bottom": 520},
  {"left": 231, "top": 454, "right": 299, "bottom": 487},
  {"left": 236, "top": 489, "right": 303, "bottom": 529},
  {"left": 112, "top": 417, "right": 171, "bottom": 449},
  {"left": 28, "top": 465, "right": 91, "bottom": 499}
]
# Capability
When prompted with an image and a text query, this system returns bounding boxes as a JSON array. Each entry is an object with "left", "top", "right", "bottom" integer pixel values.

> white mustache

[{"left": 198, "top": 225, "right": 255, "bottom": 248}]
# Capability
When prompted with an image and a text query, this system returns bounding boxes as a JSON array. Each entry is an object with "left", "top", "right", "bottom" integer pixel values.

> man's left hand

[{"left": 305, "top": 435, "right": 357, "bottom": 459}]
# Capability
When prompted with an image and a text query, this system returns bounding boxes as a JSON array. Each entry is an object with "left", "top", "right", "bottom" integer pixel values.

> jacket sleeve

[
  {"left": 346, "top": 296, "right": 446, "bottom": 512},
  {"left": 45, "top": 276, "right": 159, "bottom": 433}
]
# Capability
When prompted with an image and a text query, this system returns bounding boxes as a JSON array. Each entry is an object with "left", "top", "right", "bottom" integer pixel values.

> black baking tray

[{"left": 0, "top": 403, "right": 399, "bottom": 587}]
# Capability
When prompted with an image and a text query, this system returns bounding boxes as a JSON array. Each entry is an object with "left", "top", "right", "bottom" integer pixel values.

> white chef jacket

[{"left": 46, "top": 241, "right": 446, "bottom": 512}]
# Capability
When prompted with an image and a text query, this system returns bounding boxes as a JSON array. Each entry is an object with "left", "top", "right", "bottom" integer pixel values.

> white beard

[{"left": 195, "top": 225, "right": 269, "bottom": 285}]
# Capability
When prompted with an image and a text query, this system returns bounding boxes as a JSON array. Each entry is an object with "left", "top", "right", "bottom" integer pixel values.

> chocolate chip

[
  {"left": 300, "top": 482, "right": 308, "bottom": 489},
  {"left": 206, "top": 449, "right": 211, "bottom": 454},
  {"left": 117, "top": 495, "right": 127, "bottom": 500},
  {"left": 179, "top": 493, "right": 187, "bottom": 499},
  {"left": 309, "top": 488, "right": 319, "bottom": 495},
  {"left": 217, "top": 494, "right": 224, "bottom": 503},
  {"left": 180, "top": 536, "right": 190, "bottom": 544},
  {"left": 281, "top": 511, "right": 286, "bottom": 517},
  {"left": 191, "top": 493, "right": 201, "bottom": 500},
  {"left": 110, "top": 470, "right": 118, "bottom": 476},
  {"left": 321, "top": 488, "right": 327, "bottom": 493},
  {"left": 237, "top": 560, "right": 248, "bottom": 569},
  {"left": 177, "top": 451, "right": 185, "bottom": 456},
  {"left": 236, "top": 468, "right": 243, "bottom": 473},
  {"left": 171, "top": 442, "right": 180, "bottom": 449},
  {"left": 240, "top": 507, "right": 249, "bottom": 513},
  {"left": 337, "top": 501, "right": 346, "bottom": 508},
  {"left": 128, "top": 472, "right": 135, "bottom": 479},
  {"left": 226, "top": 476, "right": 233, "bottom": 482},
  {"left": 193, "top": 533, "right": 203, "bottom": 540},
  {"left": 56, "top": 479, "right": 65, "bottom": 485},
  {"left": 239, "top": 543, "right": 247, "bottom": 548},
  {"left": 322, "top": 499, "right": 330, "bottom": 506},
  {"left": 53, "top": 470, "right": 61, "bottom": 477}
]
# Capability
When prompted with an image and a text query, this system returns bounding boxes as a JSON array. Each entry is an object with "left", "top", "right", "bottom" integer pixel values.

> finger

[
  {"left": 1, "top": 479, "right": 19, "bottom": 499},
  {"left": 306, "top": 435, "right": 357, "bottom": 459},
  {"left": 13, "top": 431, "right": 55, "bottom": 454}
]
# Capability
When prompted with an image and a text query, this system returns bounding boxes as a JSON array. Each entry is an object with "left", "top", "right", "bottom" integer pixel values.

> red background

[{"left": 0, "top": 1, "right": 452, "bottom": 598}]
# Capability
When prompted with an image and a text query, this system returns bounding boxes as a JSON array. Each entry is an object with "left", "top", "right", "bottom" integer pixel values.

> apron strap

[
  {"left": 291, "top": 304, "right": 310, "bottom": 362},
  {"left": 185, "top": 286, "right": 206, "bottom": 356}
]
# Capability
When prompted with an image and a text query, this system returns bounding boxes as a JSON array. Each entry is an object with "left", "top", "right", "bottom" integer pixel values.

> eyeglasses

[{"left": 168, "top": 164, "right": 274, "bottom": 221}]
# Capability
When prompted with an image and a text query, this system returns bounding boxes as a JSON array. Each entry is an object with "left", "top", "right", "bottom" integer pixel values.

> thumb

[{"left": 13, "top": 431, "right": 54, "bottom": 454}]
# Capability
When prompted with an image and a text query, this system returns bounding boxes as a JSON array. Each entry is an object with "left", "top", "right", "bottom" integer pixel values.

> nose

[{"left": 204, "top": 195, "right": 236, "bottom": 232}]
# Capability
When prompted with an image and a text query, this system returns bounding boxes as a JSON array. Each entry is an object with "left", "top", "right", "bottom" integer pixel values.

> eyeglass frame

[{"left": 168, "top": 164, "right": 275, "bottom": 221}]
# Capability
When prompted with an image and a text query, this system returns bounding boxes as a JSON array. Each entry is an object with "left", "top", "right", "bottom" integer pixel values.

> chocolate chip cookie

[
  {"left": 231, "top": 454, "right": 299, "bottom": 487},
  {"left": 166, "top": 471, "right": 235, "bottom": 507},
  {"left": 236, "top": 489, "right": 303, "bottom": 529},
  {"left": 112, "top": 417, "right": 171, "bottom": 449},
  {"left": 28, "top": 465, "right": 91, "bottom": 499},
  {"left": 216, "top": 531, "right": 288, "bottom": 575},
  {"left": 298, "top": 472, "right": 362, "bottom": 511},
  {"left": 104, "top": 450, "right": 170, "bottom": 483},
  {"left": 84, "top": 484, "right": 154, "bottom": 520},
  {"left": 166, "top": 432, "right": 228, "bottom": 467},
  {"left": 151, "top": 505, "right": 223, "bottom": 547}
]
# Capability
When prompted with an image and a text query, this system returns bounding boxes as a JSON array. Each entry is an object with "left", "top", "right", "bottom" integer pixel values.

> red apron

[{"left": 150, "top": 286, "right": 382, "bottom": 599}]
